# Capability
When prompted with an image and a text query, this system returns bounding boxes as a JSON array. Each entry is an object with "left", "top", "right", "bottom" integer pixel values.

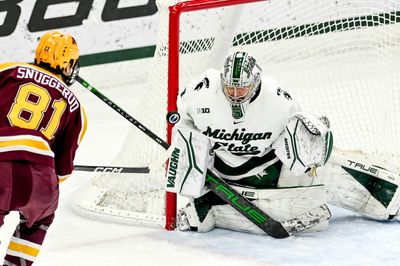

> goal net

[{"left": 71, "top": 0, "right": 400, "bottom": 229}]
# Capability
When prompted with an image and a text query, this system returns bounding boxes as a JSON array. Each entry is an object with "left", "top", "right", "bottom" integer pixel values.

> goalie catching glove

[{"left": 273, "top": 112, "right": 333, "bottom": 176}]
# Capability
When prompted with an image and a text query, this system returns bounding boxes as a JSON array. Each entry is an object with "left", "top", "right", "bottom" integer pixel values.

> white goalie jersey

[{"left": 176, "top": 68, "right": 299, "bottom": 180}]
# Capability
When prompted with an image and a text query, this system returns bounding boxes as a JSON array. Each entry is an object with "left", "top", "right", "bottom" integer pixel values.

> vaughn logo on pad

[{"left": 166, "top": 148, "right": 180, "bottom": 188}]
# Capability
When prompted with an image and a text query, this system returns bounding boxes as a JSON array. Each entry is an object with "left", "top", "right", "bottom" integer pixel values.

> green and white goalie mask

[{"left": 221, "top": 51, "right": 262, "bottom": 119}]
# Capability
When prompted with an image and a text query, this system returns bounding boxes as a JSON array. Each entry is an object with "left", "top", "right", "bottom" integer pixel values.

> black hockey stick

[
  {"left": 75, "top": 75, "right": 329, "bottom": 238},
  {"left": 74, "top": 164, "right": 150, "bottom": 173},
  {"left": 75, "top": 75, "right": 168, "bottom": 150}
]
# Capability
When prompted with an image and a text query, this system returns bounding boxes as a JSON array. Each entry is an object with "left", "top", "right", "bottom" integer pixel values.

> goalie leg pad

[
  {"left": 211, "top": 185, "right": 329, "bottom": 234},
  {"left": 319, "top": 150, "right": 400, "bottom": 220}
]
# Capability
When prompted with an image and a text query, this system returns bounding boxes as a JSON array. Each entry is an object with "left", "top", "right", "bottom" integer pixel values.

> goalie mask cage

[{"left": 71, "top": 0, "right": 400, "bottom": 230}]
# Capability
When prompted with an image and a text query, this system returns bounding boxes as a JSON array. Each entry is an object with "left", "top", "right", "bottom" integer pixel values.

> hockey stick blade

[
  {"left": 281, "top": 204, "right": 331, "bottom": 235},
  {"left": 76, "top": 76, "right": 328, "bottom": 238}
]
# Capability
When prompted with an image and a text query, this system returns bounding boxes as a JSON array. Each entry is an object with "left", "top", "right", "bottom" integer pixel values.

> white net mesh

[{"left": 72, "top": 0, "right": 400, "bottom": 228}]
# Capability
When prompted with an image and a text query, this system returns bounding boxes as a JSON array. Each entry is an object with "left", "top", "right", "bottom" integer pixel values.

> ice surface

[{"left": 1, "top": 78, "right": 399, "bottom": 266}]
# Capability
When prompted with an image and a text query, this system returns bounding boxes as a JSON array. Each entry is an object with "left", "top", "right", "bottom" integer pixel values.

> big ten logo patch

[{"left": 197, "top": 107, "right": 210, "bottom": 114}]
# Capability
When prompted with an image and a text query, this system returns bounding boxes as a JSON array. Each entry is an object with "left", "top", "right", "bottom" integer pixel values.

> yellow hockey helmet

[{"left": 35, "top": 31, "right": 80, "bottom": 85}]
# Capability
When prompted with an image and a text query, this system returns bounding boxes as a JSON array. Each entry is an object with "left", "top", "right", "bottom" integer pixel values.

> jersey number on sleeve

[{"left": 7, "top": 83, "right": 67, "bottom": 140}]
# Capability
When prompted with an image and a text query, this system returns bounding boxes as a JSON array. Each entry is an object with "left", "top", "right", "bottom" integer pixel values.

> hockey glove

[{"left": 273, "top": 112, "right": 333, "bottom": 176}]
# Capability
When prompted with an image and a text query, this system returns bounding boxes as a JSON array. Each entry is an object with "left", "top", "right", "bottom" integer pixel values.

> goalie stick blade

[{"left": 281, "top": 204, "right": 332, "bottom": 236}]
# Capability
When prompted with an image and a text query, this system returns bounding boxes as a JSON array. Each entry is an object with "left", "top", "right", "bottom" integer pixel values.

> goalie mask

[
  {"left": 35, "top": 31, "right": 80, "bottom": 86},
  {"left": 221, "top": 52, "right": 262, "bottom": 119}
]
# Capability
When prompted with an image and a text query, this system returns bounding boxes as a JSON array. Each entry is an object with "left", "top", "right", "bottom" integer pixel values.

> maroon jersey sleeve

[{"left": 52, "top": 105, "right": 87, "bottom": 179}]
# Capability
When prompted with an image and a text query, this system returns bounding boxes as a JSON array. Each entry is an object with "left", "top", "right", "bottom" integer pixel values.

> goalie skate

[{"left": 176, "top": 208, "right": 191, "bottom": 231}]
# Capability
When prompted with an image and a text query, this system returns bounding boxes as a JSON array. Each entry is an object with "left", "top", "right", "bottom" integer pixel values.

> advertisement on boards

[{"left": 0, "top": 0, "right": 159, "bottom": 65}]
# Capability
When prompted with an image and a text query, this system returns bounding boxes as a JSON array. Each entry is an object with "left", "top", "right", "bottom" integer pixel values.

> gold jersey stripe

[
  {"left": 8, "top": 241, "right": 40, "bottom": 257},
  {"left": 0, "top": 138, "right": 50, "bottom": 151},
  {"left": 79, "top": 106, "right": 88, "bottom": 145},
  {"left": 58, "top": 174, "right": 71, "bottom": 183}
]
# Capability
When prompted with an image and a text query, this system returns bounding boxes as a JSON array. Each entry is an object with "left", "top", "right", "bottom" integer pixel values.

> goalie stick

[{"left": 75, "top": 75, "right": 330, "bottom": 238}]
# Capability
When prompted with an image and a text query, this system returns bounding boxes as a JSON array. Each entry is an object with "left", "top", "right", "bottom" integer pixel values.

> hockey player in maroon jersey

[{"left": 0, "top": 31, "right": 87, "bottom": 265}]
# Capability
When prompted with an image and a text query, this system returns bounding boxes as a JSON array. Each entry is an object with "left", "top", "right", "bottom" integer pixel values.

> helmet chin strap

[
  {"left": 61, "top": 62, "right": 80, "bottom": 86},
  {"left": 63, "top": 66, "right": 72, "bottom": 77}
]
